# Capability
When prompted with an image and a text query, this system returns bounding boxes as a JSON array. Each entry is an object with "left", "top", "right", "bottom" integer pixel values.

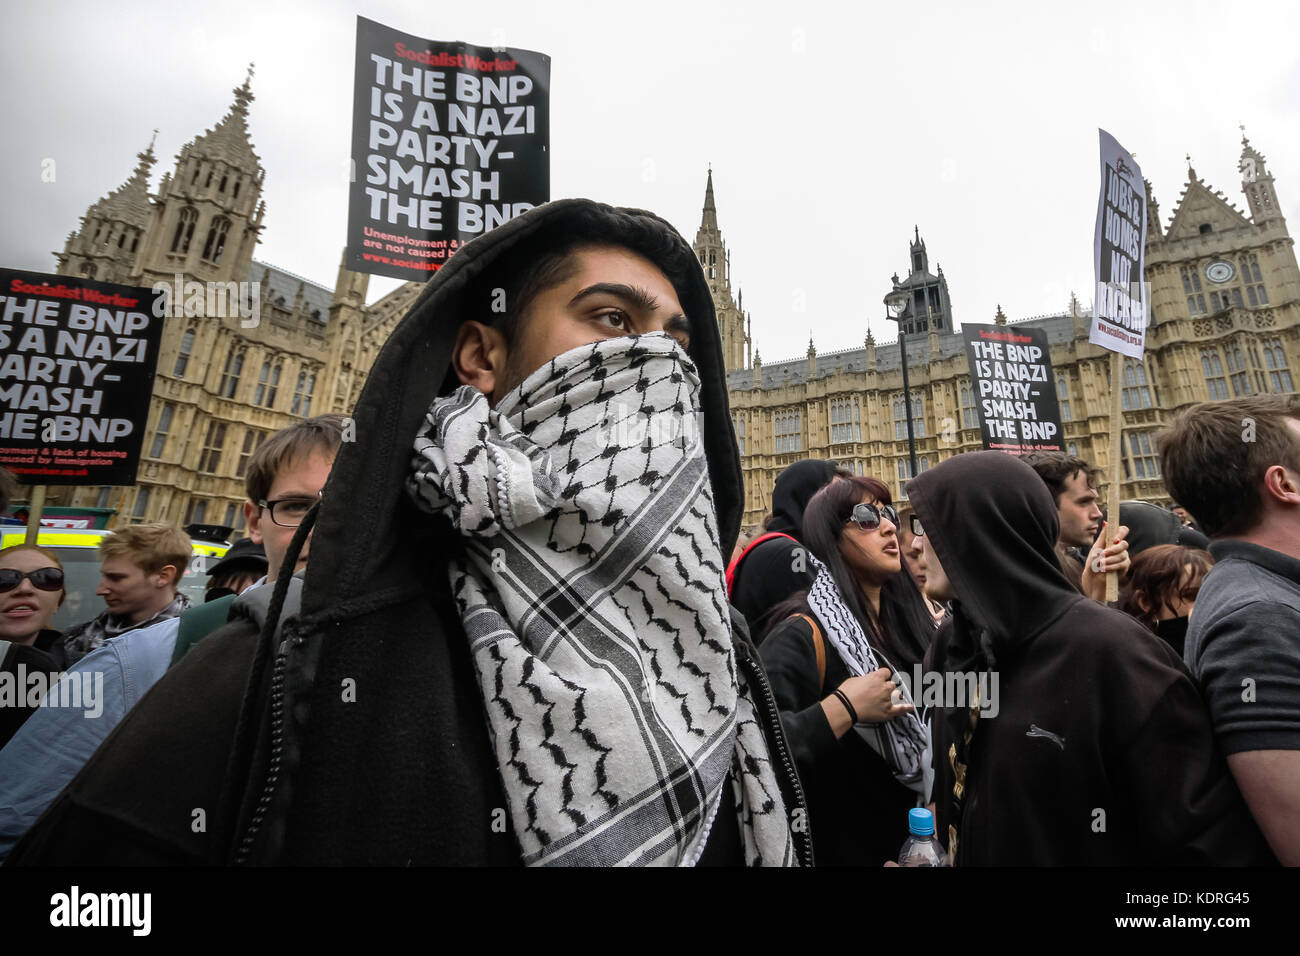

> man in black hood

[
  {"left": 908, "top": 451, "right": 1271, "bottom": 865},
  {"left": 728, "top": 458, "right": 839, "bottom": 637},
  {"left": 7, "top": 200, "right": 809, "bottom": 867}
]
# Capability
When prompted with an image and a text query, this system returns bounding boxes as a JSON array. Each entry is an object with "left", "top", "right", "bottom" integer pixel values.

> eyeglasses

[
  {"left": 845, "top": 501, "right": 899, "bottom": 533},
  {"left": 0, "top": 567, "right": 65, "bottom": 593},
  {"left": 258, "top": 493, "right": 320, "bottom": 528},
  {"left": 910, "top": 514, "right": 924, "bottom": 538}
]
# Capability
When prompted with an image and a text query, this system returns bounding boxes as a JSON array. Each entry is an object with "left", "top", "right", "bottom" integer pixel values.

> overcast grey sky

[{"left": 4, "top": 0, "right": 1298, "bottom": 364}]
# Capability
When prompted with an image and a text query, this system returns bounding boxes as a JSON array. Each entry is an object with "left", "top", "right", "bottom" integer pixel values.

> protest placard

[
  {"left": 0, "top": 268, "right": 164, "bottom": 486},
  {"left": 346, "top": 16, "right": 550, "bottom": 282},
  {"left": 963, "top": 323, "right": 1064, "bottom": 454},
  {"left": 1091, "top": 129, "right": 1148, "bottom": 359}
]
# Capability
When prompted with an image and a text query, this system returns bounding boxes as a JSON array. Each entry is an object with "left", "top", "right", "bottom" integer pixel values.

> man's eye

[
  {"left": 594, "top": 309, "right": 632, "bottom": 331},
  {"left": 280, "top": 500, "right": 314, "bottom": 516}
]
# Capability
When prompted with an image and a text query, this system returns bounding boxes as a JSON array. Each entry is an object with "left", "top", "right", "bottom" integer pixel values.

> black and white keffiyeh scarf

[
  {"left": 806, "top": 552, "right": 932, "bottom": 799},
  {"left": 407, "top": 334, "right": 797, "bottom": 866}
]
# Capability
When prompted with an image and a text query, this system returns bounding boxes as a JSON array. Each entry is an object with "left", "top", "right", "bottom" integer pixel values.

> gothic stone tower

[
  {"left": 693, "top": 169, "right": 750, "bottom": 373},
  {"left": 55, "top": 135, "right": 157, "bottom": 285}
]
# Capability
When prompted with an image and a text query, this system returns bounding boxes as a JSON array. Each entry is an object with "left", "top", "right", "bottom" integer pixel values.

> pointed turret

[
  {"left": 1239, "top": 128, "right": 1283, "bottom": 225},
  {"left": 692, "top": 167, "right": 749, "bottom": 373},
  {"left": 55, "top": 133, "right": 158, "bottom": 282},
  {"left": 135, "top": 65, "right": 265, "bottom": 285},
  {"left": 701, "top": 165, "right": 718, "bottom": 232}
]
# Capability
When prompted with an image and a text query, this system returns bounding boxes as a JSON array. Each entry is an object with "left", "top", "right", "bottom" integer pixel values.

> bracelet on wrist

[{"left": 832, "top": 688, "right": 858, "bottom": 725}]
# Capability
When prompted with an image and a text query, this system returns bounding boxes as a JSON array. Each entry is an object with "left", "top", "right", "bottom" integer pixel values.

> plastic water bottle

[{"left": 897, "top": 808, "right": 948, "bottom": 867}]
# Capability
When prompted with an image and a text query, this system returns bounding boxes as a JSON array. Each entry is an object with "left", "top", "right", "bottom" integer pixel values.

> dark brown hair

[
  {"left": 1120, "top": 544, "right": 1214, "bottom": 631},
  {"left": 1156, "top": 395, "right": 1300, "bottom": 537},
  {"left": 1022, "top": 453, "right": 1100, "bottom": 505},
  {"left": 245, "top": 414, "right": 348, "bottom": 505},
  {"left": 759, "top": 474, "right": 933, "bottom": 674}
]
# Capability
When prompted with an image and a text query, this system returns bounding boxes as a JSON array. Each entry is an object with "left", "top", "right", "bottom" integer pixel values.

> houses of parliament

[{"left": 40, "top": 73, "right": 1300, "bottom": 534}]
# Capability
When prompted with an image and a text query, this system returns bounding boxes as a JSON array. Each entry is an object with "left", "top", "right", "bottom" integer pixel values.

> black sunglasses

[
  {"left": 0, "top": 567, "right": 65, "bottom": 593},
  {"left": 845, "top": 502, "right": 899, "bottom": 533}
]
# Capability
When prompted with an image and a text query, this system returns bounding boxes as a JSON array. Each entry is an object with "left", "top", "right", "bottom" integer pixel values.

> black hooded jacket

[
  {"left": 908, "top": 451, "right": 1272, "bottom": 866},
  {"left": 6, "top": 200, "right": 810, "bottom": 866},
  {"left": 730, "top": 459, "right": 837, "bottom": 635}
]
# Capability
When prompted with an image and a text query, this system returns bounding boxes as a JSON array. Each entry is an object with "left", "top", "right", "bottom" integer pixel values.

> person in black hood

[
  {"left": 908, "top": 451, "right": 1272, "bottom": 865},
  {"left": 6, "top": 200, "right": 809, "bottom": 867},
  {"left": 728, "top": 458, "right": 840, "bottom": 637}
]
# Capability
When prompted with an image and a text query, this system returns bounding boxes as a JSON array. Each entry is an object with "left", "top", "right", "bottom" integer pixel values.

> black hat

[{"left": 206, "top": 537, "right": 268, "bottom": 577}]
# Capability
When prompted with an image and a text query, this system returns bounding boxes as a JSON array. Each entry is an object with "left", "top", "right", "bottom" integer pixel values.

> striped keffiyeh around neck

[
  {"left": 805, "top": 552, "right": 932, "bottom": 798},
  {"left": 406, "top": 333, "right": 797, "bottom": 866}
]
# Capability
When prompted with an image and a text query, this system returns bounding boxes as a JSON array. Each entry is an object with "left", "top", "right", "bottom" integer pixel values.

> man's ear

[
  {"left": 1263, "top": 464, "right": 1300, "bottom": 506},
  {"left": 156, "top": 564, "right": 179, "bottom": 590},
  {"left": 452, "top": 320, "right": 510, "bottom": 397},
  {"left": 245, "top": 499, "right": 264, "bottom": 545}
]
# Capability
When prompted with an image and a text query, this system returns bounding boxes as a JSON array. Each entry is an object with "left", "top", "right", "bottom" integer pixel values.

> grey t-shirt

[{"left": 1185, "top": 540, "right": 1300, "bottom": 755}]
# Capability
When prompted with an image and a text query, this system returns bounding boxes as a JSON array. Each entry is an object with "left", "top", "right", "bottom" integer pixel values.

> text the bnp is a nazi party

[
  {"left": 0, "top": 287, "right": 147, "bottom": 445},
  {"left": 366, "top": 52, "right": 537, "bottom": 234},
  {"left": 970, "top": 338, "right": 1058, "bottom": 442},
  {"left": 1100, "top": 165, "right": 1143, "bottom": 332}
]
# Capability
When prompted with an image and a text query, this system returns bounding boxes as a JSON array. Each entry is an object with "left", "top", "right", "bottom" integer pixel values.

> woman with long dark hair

[{"left": 757, "top": 474, "right": 936, "bottom": 865}]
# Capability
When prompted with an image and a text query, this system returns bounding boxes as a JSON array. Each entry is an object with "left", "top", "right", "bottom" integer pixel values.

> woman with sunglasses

[
  {"left": 756, "top": 475, "right": 937, "bottom": 866},
  {"left": 0, "top": 544, "right": 68, "bottom": 748}
]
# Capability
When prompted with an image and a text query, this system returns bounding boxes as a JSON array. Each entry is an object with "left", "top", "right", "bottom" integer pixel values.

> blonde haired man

[{"left": 60, "top": 523, "right": 191, "bottom": 666}]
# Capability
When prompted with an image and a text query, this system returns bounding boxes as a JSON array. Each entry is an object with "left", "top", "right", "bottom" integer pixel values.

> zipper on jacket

[
  {"left": 235, "top": 634, "right": 291, "bottom": 864},
  {"left": 734, "top": 638, "right": 815, "bottom": 867}
]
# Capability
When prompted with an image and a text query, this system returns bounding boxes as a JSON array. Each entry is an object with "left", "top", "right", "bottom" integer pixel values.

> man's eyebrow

[
  {"left": 568, "top": 283, "right": 691, "bottom": 333},
  {"left": 568, "top": 282, "right": 660, "bottom": 312}
]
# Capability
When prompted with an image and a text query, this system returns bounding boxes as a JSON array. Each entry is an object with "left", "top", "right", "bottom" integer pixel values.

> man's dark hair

[
  {"left": 464, "top": 209, "right": 703, "bottom": 347},
  {"left": 1156, "top": 395, "right": 1300, "bottom": 537},
  {"left": 1022, "top": 453, "right": 1100, "bottom": 505},
  {"left": 245, "top": 414, "right": 348, "bottom": 505}
]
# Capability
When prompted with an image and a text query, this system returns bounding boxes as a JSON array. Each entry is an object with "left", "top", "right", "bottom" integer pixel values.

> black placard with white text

[
  {"left": 346, "top": 16, "right": 550, "bottom": 282},
  {"left": 963, "top": 323, "right": 1065, "bottom": 455},
  {"left": 0, "top": 268, "right": 165, "bottom": 485}
]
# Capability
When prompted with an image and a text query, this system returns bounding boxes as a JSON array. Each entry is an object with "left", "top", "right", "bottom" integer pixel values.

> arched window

[
  {"left": 170, "top": 207, "right": 197, "bottom": 254},
  {"left": 83, "top": 261, "right": 96, "bottom": 279},
  {"left": 191, "top": 164, "right": 201, "bottom": 185},
  {"left": 130, "top": 234, "right": 139, "bottom": 252},
  {"left": 201, "top": 216, "right": 231, "bottom": 263},
  {"left": 173, "top": 327, "right": 196, "bottom": 377},
  {"left": 233, "top": 179, "right": 241, "bottom": 198},
  {"left": 205, "top": 169, "right": 213, "bottom": 188},
  {"left": 219, "top": 173, "right": 228, "bottom": 192},
  {"left": 220, "top": 350, "right": 245, "bottom": 399}
]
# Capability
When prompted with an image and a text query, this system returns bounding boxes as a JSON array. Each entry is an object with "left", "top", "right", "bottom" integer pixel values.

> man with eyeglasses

[{"left": 0, "top": 415, "right": 344, "bottom": 860}]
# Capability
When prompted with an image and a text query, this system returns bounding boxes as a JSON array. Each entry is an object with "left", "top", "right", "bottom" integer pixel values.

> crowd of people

[{"left": 0, "top": 198, "right": 1296, "bottom": 866}]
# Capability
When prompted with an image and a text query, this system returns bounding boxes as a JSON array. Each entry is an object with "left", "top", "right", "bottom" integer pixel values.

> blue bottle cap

[{"left": 908, "top": 807, "right": 935, "bottom": 836}]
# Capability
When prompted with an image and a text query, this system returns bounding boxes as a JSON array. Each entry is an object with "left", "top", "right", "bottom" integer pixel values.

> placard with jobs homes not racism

[
  {"left": 1091, "top": 128, "right": 1148, "bottom": 359},
  {"left": 962, "top": 323, "right": 1065, "bottom": 455},
  {"left": 346, "top": 16, "right": 550, "bottom": 283},
  {"left": 0, "top": 268, "right": 165, "bottom": 486}
]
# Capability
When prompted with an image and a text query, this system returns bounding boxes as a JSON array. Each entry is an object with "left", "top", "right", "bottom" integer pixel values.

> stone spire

[
  {"left": 189, "top": 63, "right": 262, "bottom": 171},
  {"left": 701, "top": 164, "right": 718, "bottom": 232},
  {"left": 995, "top": 304, "right": 1007, "bottom": 326},
  {"left": 1239, "top": 127, "right": 1282, "bottom": 224},
  {"left": 86, "top": 132, "right": 158, "bottom": 230}
]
